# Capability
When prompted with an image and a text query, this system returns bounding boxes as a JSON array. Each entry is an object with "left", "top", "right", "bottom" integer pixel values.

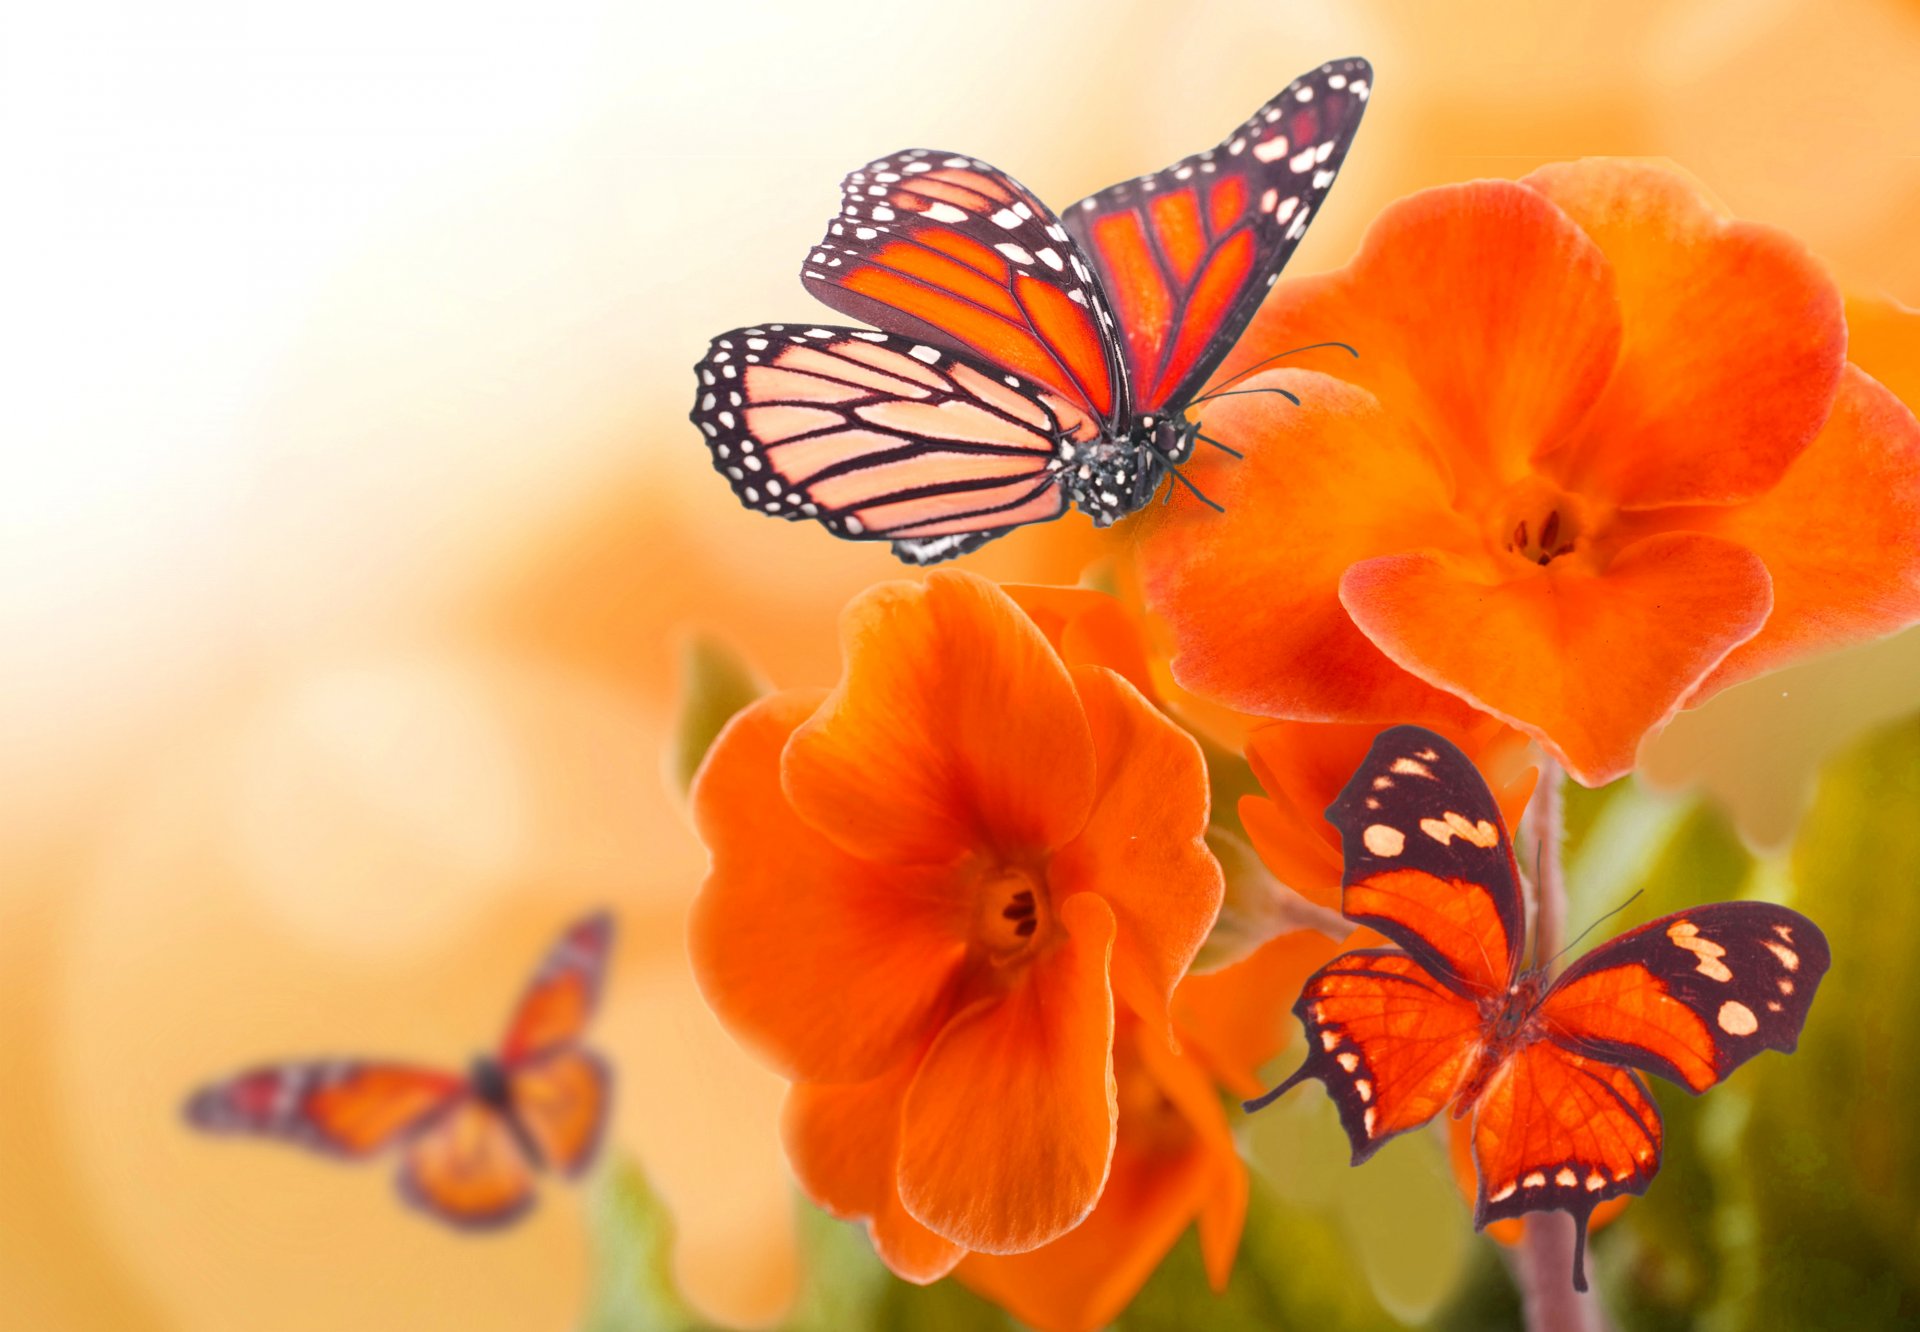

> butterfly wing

[
  {"left": 1470, "top": 1039, "right": 1663, "bottom": 1291},
  {"left": 499, "top": 910, "right": 616, "bottom": 1065},
  {"left": 693, "top": 327, "right": 1078, "bottom": 563},
  {"left": 396, "top": 1096, "right": 540, "bottom": 1229},
  {"left": 1063, "top": 58, "right": 1372, "bottom": 412},
  {"left": 1247, "top": 948, "right": 1484, "bottom": 1163},
  {"left": 497, "top": 912, "right": 615, "bottom": 1181},
  {"left": 1324, "top": 725, "right": 1526, "bottom": 997},
  {"left": 506, "top": 1048, "right": 612, "bottom": 1178},
  {"left": 1537, "top": 903, "right": 1830, "bottom": 1093},
  {"left": 183, "top": 1061, "right": 464, "bottom": 1158},
  {"left": 800, "top": 150, "right": 1128, "bottom": 426}
]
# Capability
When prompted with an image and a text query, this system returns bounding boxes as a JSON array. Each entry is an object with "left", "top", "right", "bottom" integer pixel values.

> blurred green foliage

[
  {"left": 668, "top": 634, "right": 765, "bottom": 795},
  {"left": 598, "top": 714, "right": 1920, "bottom": 1330}
]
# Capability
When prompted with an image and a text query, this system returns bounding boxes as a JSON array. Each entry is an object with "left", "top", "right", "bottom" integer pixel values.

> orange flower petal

[
  {"left": 955, "top": 1027, "right": 1245, "bottom": 1331},
  {"left": 1687, "top": 365, "right": 1920, "bottom": 700},
  {"left": 1846, "top": 294, "right": 1920, "bottom": 413},
  {"left": 898, "top": 892, "right": 1118, "bottom": 1253},
  {"left": 1524, "top": 160, "right": 1847, "bottom": 509},
  {"left": 782, "top": 1069, "right": 964, "bottom": 1284},
  {"left": 1239, "top": 720, "right": 1539, "bottom": 910},
  {"left": 1219, "top": 179, "right": 1620, "bottom": 479},
  {"left": 1048, "top": 666, "right": 1221, "bottom": 1043},
  {"left": 1172, "top": 927, "right": 1358, "bottom": 1099},
  {"left": 783, "top": 570, "right": 1095, "bottom": 865},
  {"left": 1340, "top": 534, "right": 1773, "bottom": 785},
  {"left": 1004, "top": 583, "right": 1159, "bottom": 701},
  {"left": 690, "top": 691, "right": 971, "bottom": 1083},
  {"left": 1137, "top": 373, "right": 1480, "bottom": 725}
]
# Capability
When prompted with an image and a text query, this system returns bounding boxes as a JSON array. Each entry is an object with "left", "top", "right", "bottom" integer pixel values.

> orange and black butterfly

[
  {"left": 1245, "top": 728, "right": 1828, "bottom": 1290},
  {"left": 184, "top": 912, "right": 615, "bottom": 1230},
  {"left": 693, "top": 58, "right": 1371, "bottom": 564}
]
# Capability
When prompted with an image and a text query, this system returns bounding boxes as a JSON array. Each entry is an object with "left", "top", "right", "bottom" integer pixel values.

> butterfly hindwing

[
  {"left": 1538, "top": 902, "right": 1830, "bottom": 1092},
  {"left": 507, "top": 1047, "right": 613, "bottom": 1178},
  {"left": 1254, "top": 947, "right": 1483, "bottom": 1163},
  {"left": 1064, "top": 58, "right": 1372, "bottom": 411},
  {"left": 800, "top": 150, "right": 1127, "bottom": 425},
  {"left": 1470, "top": 1039, "right": 1663, "bottom": 1292},
  {"left": 397, "top": 1096, "right": 541, "bottom": 1229},
  {"left": 1325, "top": 725, "right": 1526, "bottom": 997},
  {"left": 183, "top": 1061, "right": 464, "bottom": 1158},
  {"left": 693, "top": 326, "right": 1075, "bottom": 560}
]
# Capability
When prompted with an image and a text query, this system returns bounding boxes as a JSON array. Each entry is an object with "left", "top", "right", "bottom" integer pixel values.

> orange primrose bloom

[
  {"left": 1140, "top": 159, "right": 1920, "bottom": 785},
  {"left": 689, "top": 570, "right": 1222, "bottom": 1278},
  {"left": 953, "top": 1012, "right": 1247, "bottom": 1332}
]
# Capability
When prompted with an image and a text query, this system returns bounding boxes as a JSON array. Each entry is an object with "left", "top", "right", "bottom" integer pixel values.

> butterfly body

[
  {"left": 185, "top": 912, "right": 615, "bottom": 1231},
  {"left": 1247, "top": 728, "right": 1829, "bottom": 1290},
  {"left": 694, "top": 59, "right": 1372, "bottom": 563}
]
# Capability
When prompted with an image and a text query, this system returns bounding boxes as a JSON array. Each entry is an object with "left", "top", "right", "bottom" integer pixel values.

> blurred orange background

[{"left": 4, "top": 2, "right": 1917, "bottom": 1328}]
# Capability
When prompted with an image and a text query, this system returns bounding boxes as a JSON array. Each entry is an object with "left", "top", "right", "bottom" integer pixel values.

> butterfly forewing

[
  {"left": 693, "top": 326, "right": 1076, "bottom": 560},
  {"left": 1325, "top": 724, "right": 1525, "bottom": 997},
  {"left": 1064, "top": 57, "right": 1372, "bottom": 411},
  {"left": 183, "top": 1062, "right": 464, "bottom": 1158},
  {"left": 801, "top": 150, "right": 1128, "bottom": 425},
  {"left": 500, "top": 910, "right": 616, "bottom": 1065},
  {"left": 1538, "top": 902, "right": 1830, "bottom": 1092}
]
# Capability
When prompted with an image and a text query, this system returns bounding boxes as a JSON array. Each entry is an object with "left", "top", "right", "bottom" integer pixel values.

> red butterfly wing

[
  {"left": 693, "top": 326, "right": 1078, "bottom": 564},
  {"left": 1538, "top": 903, "right": 1830, "bottom": 1093},
  {"left": 1324, "top": 725, "right": 1526, "bottom": 998},
  {"left": 397, "top": 1097, "right": 540, "bottom": 1229},
  {"left": 507, "top": 1048, "right": 612, "bottom": 1179},
  {"left": 1250, "top": 947, "right": 1484, "bottom": 1163},
  {"left": 1469, "top": 1039, "right": 1663, "bottom": 1292},
  {"left": 1064, "top": 59, "right": 1372, "bottom": 412},
  {"left": 800, "top": 150, "right": 1127, "bottom": 425},
  {"left": 184, "top": 1061, "right": 464, "bottom": 1158},
  {"left": 499, "top": 910, "right": 615, "bottom": 1065}
]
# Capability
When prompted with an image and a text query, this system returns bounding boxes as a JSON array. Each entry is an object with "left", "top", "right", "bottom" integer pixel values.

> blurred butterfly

[
  {"left": 693, "top": 58, "right": 1372, "bottom": 564},
  {"left": 184, "top": 911, "right": 615, "bottom": 1231},
  {"left": 1245, "top": 728, "right": 1829, "bottom": 1291}
]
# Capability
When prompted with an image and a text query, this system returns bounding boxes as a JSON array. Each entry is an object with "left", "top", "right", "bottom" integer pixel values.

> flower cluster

[{"left": 686, "top": 159, "right": 1920, "bottom": 1327}]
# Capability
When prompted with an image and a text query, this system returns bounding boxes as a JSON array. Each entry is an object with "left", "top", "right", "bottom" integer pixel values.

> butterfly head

[{"left": 471, "top": 1054, "right": 512, "bottom": 1110}]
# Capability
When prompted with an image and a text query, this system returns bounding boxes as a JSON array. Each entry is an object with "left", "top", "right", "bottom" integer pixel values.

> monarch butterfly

[
  {"left": 1246, "top": 728, "right": 1828, "bottom": 1290},
  {"left": 693, "top": 58, "right": 1371, "bottom": 564},
  {"left": 183, "top": 912, "right": 615, "bottom": 1230}
]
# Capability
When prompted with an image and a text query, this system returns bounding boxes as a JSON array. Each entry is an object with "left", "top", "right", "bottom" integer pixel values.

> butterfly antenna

[
  {"left": 1546, "top": 889, "right": 1646, "bottom": 970},
  {"left": 1187, "top": 386, "right": 1303, "bottom": 409},
  {"left": 1166, "top": 465, "right": 1225, "bottom": 513},
  {"left": 1196, "top": 432, "right": 1243, "bottom": 459},
  {"left": 1195, "top": 340, "right": 1359, "bottom": 400}
]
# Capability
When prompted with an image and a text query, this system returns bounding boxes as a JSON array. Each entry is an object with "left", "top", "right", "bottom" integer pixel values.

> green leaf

[
  {"left": 582, "top": 1162, "right": 723, "bottom": 1332},
  {"left": 667, "top": 634, "right": 766, "bottom": 795},
  {"left": 1192, "top": 826, "right": 1346, "bottom": 974},
  {"left": 1717, "top": 712, "right": 1920, "bottom": 1327},
  {"left": 1199, "top": 735, "right": 1264, "bottom": 843}
]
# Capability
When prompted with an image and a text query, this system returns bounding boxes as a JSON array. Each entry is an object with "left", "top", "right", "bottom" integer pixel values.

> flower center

[
  {"left": 1489, "top": 478, "right": 1606, "bottom": 570},
  {"left": 975, "top": 864, "right": 1049, "bottom": 963}
]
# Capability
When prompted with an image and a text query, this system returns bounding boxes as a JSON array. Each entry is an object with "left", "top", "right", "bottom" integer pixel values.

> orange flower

[
  {"left": 1139, "top": 160, "right": 1920, "bottom": 785},
  {"left": 689, "top": 570, "right": 1221, "bottom": 1278},
  {"left": 953, "top": 1013, "right": 1246, "bottom": 1332}
]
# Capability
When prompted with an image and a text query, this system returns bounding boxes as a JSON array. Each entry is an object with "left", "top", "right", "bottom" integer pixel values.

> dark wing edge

[
  {"left": 1540, "top": 902, "right": 1830, "bottom": 1092},
  {"left": 800, "top": 148, "right": 1130, "bottom": 427},
  {"left": 1064, "top": 57, "right": 1372, "bottom": 411},
  {"left": 1325, "top": 724, "right": 1526, "bottom": 997},
  {"left": 691, "top": 325, "right": 1072, "bottom": 560}
]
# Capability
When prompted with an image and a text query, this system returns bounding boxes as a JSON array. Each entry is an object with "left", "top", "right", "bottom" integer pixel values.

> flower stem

[{"left": 1514, "top": 753, "right": 1609, "bottom": 1332}]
